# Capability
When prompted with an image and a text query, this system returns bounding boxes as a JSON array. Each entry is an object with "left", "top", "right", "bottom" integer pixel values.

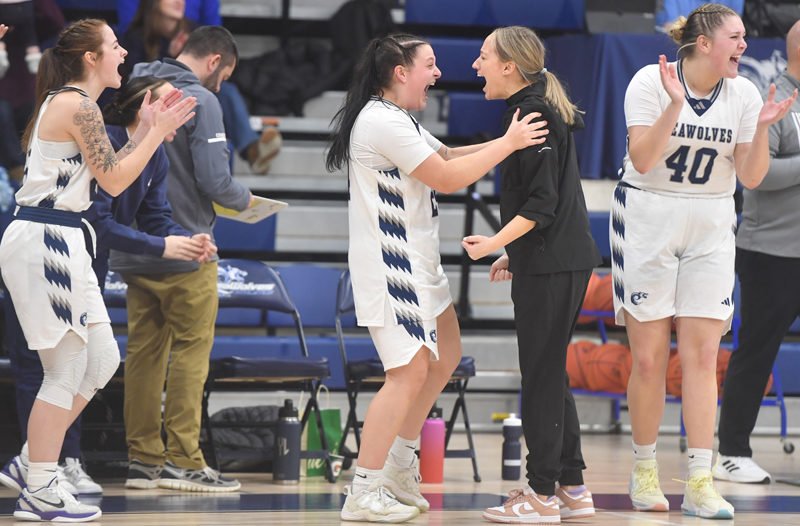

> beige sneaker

[
  {"left": 629, "top": 459, "right": 669, "bottom": 512},
  {"left": 382, "top": 458, "right": 429, "bottom": 511},
  {"left": 555, "top": 485, "right": 595, "bottom": 519},
  {"left": 341, "top": 480, "right": 419, "bottom": 523},
  {"left": 483, "top": 487, "right": 561, "bottom": 524},
  {"left": 681, "top": 468, "right": 734, "bottom": 519}
]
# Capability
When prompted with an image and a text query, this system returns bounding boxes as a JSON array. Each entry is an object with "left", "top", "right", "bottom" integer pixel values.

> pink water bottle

[{"left": 419, "top": 404, "right": 445, "bottom": 483}]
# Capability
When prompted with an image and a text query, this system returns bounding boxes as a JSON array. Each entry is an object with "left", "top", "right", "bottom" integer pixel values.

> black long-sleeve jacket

[{"left": 499, "top": 81, "right": 601, "bottom": 275}]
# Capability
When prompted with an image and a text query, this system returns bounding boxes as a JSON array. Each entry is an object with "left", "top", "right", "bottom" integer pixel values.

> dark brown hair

[{"left": 22, "top": 18, "right": 107, "bottom": 149}]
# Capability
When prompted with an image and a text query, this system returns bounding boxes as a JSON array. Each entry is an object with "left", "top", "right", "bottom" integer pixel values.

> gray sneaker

[
  {"left": 157, "top": 462, "right": 241, "bottom": 492},
  {"left": 382, "top": 458, "right": 430, "bottom": 511},
  {"left": 126, "top": 459, "right": 163, "bottom": 490},
  {"left": 341, "top": 480, "right": 420, "bottom": 522}
]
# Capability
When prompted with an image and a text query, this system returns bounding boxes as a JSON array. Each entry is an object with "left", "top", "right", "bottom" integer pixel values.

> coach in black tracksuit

[{"left": 463, "top": 27, "right": 601, "bottom": 500}]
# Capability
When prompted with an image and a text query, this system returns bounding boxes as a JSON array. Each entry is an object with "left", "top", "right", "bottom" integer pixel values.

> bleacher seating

[{"left": 404, "top": 0, "right": 585, "bottom": 30}]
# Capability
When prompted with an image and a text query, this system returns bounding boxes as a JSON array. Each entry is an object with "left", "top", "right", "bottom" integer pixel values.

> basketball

[
  {"left": 593, "top": 274, "right": 617, "bottom": 326},
  {"left": 577, "top": 273, "right": 602, "bottom": 324},
  {"left": 665, "top": 349, "right": 682, "bottom": 398},
  {"left": 584, "top": 343, "right": 632, "bottom": 394},
  {"left": 566, "top": 340, "right": 596, "bottom": 390}
]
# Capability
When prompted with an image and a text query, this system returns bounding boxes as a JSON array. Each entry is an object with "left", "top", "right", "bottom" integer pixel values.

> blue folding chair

[
  {"left": 201, "top": 259, "right": 334, "bottom": 480},
  {"left": 335, "top": 270, "right": 481, "bottom": 482}
]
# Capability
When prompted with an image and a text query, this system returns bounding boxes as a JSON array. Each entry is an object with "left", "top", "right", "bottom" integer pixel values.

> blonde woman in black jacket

[{"left": 462, "top": 25, "right": 601, "bottom": 525}]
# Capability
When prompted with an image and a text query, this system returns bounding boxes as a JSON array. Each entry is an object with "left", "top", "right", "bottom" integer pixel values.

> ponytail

[
  {"left": 541, "top": 71, "right": 581, "bottom": 126},
  {"left": 326, "top": 34, "right": 430, "bottom": 172},
  {"left": 21, "top": 19, "right": 106, "bottom": 149}
]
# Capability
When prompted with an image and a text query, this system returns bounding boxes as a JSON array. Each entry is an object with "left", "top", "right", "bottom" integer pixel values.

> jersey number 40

[{"left": 666, "top": 145, "right": 718, "bottom": 185}]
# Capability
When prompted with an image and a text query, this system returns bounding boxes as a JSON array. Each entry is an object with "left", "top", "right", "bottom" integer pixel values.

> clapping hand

[
  {"left": 658, "top": 54, "right": 684, "bottom": 106},
  {"left": 139, "top": 88, "right": 197, "bottom": 138},
  {"left": 758, "top": 84, "right": 797, "bottom": 127}
]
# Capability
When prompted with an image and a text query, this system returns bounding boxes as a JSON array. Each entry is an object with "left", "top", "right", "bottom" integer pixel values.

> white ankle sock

[
  {"left": 388, "top": 435, "right": 418, "bottom": 468},
  {"left": 352, "top": 465, "right": 382, "bottom": 494},
  {"left": 20, "top": 442, "right": 29, "bottom": 466},
  {"left": 27, "top": 462, "right": 58, "bottom": 491},
  {"left": 633, "top": 440, "right": 657, "bottom": 461},
  {"left": 687, "top": 448, "right": 712, "bottom": 477}
]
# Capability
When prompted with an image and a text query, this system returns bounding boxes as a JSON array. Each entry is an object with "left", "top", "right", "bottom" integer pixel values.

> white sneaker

[
  {"left": 713, "top": 455, "right": 772, "bottom": 484},
  {"left": 341, "top": 480, "right": 420, "bottom": 522},
  {"left": 681, "top": 468, "right": 734, "bottom": 519},
  {"left": 62, "top": 458, "right": 103, "bottom": 494},
  {"left": 55, "top": 465, "right": 79, "bottom": 496},
  {"left": 0, "top": 455, "right": 27, "bottom": 492},
  {"left": 382, "top": 458, "right": 430, "bottom": 511},
  {"left": 629, "top": 459, "right": 669, "bottom": 512},
  {"left": 14, "top": 478, "right": 101, "bottom": 522}
]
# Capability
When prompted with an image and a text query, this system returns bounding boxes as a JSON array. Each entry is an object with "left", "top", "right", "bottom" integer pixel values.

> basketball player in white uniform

[
  {"left": 611, "top": 3, "right": 796, "bottom": 520},
  {"left": 0, "top": 19, "right": 194, "bottom": 522},
  {"left": 327, "top": 34, "right": 547, "bottom": 522}
]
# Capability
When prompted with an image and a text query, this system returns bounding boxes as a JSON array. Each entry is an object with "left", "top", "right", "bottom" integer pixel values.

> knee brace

[
  {"left": 37, "top": 331, "right": 87, "bottom": 410},
  {"left": 77, "top": 323, "right": 120, "bottom": 401}
]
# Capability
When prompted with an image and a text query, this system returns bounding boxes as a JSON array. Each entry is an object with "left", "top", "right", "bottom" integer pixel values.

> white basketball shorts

[
  {"left": 367, "top": 300, "right": 440, "bottom": 371},
  {"left": 609, "top": 183, "right": 735, "bottom": 331}
]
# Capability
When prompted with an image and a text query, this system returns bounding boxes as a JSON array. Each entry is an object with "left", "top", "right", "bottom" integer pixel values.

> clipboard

[{"left": 213, "top": 196, "right": 288, "bottom": 224}]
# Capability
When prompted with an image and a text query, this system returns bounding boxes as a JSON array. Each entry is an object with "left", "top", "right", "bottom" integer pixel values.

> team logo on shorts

[
  {"left": 630, "top": 292, "right": 648, "bottom": 306},
  {"left": 80, "top": 312, "right": 88, "bottom": 326},
  {"left": 429, "top": 329, "right": 437, "bottom": 343}
]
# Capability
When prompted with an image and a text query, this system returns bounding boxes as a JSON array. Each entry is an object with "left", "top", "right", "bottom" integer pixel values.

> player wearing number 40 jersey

[{"left": 611, "top": 3, "right": 797, "bottom": 522}]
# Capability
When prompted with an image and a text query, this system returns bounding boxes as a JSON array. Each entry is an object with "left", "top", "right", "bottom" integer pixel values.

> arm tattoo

[
  {"left": 73, "top": 98, "right": 118, "bottom": 173},
  {"left": 122, "top": 140, "right": 137, "bottom": 155}
]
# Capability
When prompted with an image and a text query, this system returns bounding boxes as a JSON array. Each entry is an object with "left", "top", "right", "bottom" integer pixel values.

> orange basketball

[
  {"left": 567, "top": 340, "right": 596, "bottom": 389},
  {"left": 593, "top": 274, "right": 617, "bottom": 326},
  {"left": 584, "top": 343, "right": 632, "bottom": 394},
  {"left": 665, "top": 349, "right": 682, "bottom": 398},
  {"left": 577, "top": 273, "right": 602, "bottom": 324}
]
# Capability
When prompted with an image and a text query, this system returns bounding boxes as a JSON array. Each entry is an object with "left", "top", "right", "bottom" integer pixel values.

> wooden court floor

[{"left": 1, "top": 432, "right": 799, "bottom": 525}]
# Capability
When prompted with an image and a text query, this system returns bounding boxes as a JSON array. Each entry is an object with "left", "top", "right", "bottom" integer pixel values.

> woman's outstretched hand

[
  {"left": 504, "top": 109, "right": 548, "bottom": 151},
  {"left": 658, "top": 54, "right": 684, "bottom": 105},
  {"left": 758, "top": 84, "right": 797, "bottom": 127}
]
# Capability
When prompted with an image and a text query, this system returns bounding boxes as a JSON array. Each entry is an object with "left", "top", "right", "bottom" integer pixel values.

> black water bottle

[
  {"left": 273, "top": 399, "right": 301, "bottom": 484},
  {"left": 502, "top": 413, "right": 522, "bottom": 480}
]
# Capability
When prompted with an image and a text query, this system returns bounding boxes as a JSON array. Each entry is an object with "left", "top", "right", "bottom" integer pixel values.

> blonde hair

[
  {"left": 490, "top": 25, "right": 580, "bottom": 125},
  {"left": 669, "top": 3, "right": 740, "bottom": 58}
]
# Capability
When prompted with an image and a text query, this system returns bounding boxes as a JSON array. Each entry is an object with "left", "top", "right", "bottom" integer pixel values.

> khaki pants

[{"left": 122, "top": 262, "right": 218, "bottom": 470}]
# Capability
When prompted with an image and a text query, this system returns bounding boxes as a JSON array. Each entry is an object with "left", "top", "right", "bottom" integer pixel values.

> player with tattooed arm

[{"left": 0, "top": 18, "right": 195, "bottom": 522}]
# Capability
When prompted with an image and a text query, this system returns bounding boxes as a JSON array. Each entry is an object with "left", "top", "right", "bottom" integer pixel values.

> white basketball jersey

[
  {"left": 15, "top": 87, "right": 95, "bottom": 212},
  {"left": 347, "top": 98, "right": 451, "bottom": 332},
  {"left": 621, "top": 61, "right": 762, "bottom": 197}
]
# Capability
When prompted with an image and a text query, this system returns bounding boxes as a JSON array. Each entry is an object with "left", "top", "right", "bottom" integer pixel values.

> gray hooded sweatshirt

[
  {"left": 110, "top": 58, "right": 251, "bottom": 275},
  {"left": 737, "top": 70, "right": 800, "bottom": 258}
]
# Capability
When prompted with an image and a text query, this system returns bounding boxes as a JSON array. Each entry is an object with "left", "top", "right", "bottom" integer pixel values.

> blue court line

[{"left": 2, "top": 493, "right": 800, "bottom": 514}]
